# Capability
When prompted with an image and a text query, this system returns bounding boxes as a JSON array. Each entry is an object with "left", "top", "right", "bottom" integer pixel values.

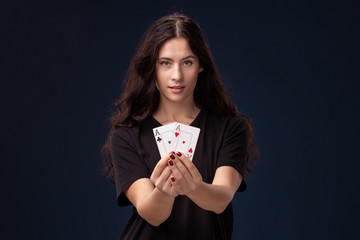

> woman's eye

[
  {"left": 184, "top": 60, "right": 193, "bottom": 66},
  {"left": 160, "top": 61, "right": 170, "bottom": 66}
]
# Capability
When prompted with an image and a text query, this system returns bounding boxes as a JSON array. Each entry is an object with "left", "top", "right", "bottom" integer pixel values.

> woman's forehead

[{"left": 158, "top": 37, "right": 196, "bottom": 59}]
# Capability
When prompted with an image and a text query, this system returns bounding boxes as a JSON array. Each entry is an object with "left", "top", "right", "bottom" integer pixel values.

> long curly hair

[{"left": 102, "top": 12, "right": 258, "bottom": 183}]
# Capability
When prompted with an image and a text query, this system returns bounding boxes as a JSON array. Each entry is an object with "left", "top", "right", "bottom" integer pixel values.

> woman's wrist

[{"left": 186, "top": 180, "right": 206, "bottom": 199}]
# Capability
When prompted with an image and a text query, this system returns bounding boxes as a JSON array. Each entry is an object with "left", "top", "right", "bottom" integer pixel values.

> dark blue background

[{"left": 1, "top": 0, "right": 359, "bottom": 239}]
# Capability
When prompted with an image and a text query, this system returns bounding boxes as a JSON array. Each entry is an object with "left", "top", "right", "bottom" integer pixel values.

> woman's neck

[{"left": 153, "top": 99, "right": 201, "bottom": 125}]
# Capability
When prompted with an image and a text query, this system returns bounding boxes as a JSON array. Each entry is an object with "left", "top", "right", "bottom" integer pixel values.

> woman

[{"left": 102, "top": 12, "right": 258, "bottom": 240}]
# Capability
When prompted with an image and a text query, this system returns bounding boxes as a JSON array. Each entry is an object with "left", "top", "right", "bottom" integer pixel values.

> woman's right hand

[
  {"left": 150, "top": 152, "right": 179, "bottom": 197},
  {"left": 124, "top": 152, "right": 178, "bottom": 226}
]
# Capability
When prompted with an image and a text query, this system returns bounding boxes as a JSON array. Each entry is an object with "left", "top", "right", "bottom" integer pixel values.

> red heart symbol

[
  {"left": 175, "top": 132, "right": 179, "bottom": 137},
  {"left": 188, "top": 148, "right": 193, "bottom": 153},
  {"left": 182, "top": 141, "right": 185, "bottom": 144}
]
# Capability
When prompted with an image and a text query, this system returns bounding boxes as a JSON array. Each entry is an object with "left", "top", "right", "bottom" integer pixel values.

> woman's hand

[
  {"left": 162, "top": 152, "right": 242, "bottom": 214},
  {"left": 150, "top": 152, "right": 179, "bottom": 197},
  {"left": 167, "top": 152, "right": 203, "bottom": 195},
  {"left": 124, "top": 152, "right": 180, "bottom": 226}
]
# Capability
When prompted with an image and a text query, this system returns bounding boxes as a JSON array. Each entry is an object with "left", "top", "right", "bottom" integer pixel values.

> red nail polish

[
  {"left": 170, "top": 154, "right": 175, "bottom": 160},
  {"left": 170, "top": 151, "right": 175, "bottom": 155},
  {"left": 170, "top": 177, "right": 175, "bottom": 182},
  {"left": 176, "top": 152, "right": 182, "bottom": 157},
  {"left": 168, "top": 160, "right": 174, "bottom": 166}
]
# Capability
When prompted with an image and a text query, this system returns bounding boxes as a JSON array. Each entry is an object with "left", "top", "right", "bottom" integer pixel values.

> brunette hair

[{"left": 102, "top": 12, "right": 258, "bottom": 183}]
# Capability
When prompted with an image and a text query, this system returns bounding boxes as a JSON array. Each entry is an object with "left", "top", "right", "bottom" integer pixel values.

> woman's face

[{"left": 155, "top": 37, "right": 203, "bottom": 105}]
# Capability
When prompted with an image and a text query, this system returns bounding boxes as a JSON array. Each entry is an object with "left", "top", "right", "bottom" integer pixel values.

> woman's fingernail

[
  {"left": 170, "top": 177, "right": 175, "bottom": 182},
  {"left": 170, "top": 154, "right": 175, "bottom": 160},
  {"left": 176, "top": 152, "right": 182, "bottom": 157},
  {"left": 168, "top": 160, "right": 174, "bottom": 166},
  {"left": 170, "top": 151, "right": 175, "bottom": 155}
]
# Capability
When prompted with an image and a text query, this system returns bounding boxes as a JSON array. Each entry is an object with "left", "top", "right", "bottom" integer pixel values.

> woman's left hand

[{"left": 167, "top": 152, "right": 203, "bottom": 195}]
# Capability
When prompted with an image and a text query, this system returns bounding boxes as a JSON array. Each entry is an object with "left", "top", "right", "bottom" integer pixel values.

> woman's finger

[
  {"left": 172, "top": 153, "right": 193, "bottom": 183},
  {"left": 169, "top": 175, "right": 185, "bottom": 195},
  {"left": 176, "top": 152, "right": 201, "bottom": 180},
  {"left": 151, "top": 153, "right": 172, "bottom": 179},
  {"left": 161, "top": 174, "right": 178, "bottom": 197},
  {"left": 167, "top": 154, "right": 187, "bottom": 186},
  {"left": 157, "top": 166, "right": 172, "bottom": 185}
]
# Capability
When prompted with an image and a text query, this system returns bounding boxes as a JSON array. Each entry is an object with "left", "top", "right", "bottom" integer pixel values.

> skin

[
  {"left": 124, "top": 37, "right": 243, "bottom": 226},
  {"left": 153, "top": 37, "right": 203, "bottom": 125}
]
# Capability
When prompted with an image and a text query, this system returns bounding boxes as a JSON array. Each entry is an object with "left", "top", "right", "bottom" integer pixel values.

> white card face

[
  {"left": 172, "top": 123, "right": 200, "bottom": 161},
  {"left": 153, "top": 123, "right": 176, "bottom": 158}
]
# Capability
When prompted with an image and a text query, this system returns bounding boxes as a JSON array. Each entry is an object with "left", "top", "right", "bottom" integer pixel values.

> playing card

[
  {"left": 172, "top": 123, "right": 200, "bottom": 161},
  {"left": 153, "top": 123, "right": 176, "bottom": 157}
]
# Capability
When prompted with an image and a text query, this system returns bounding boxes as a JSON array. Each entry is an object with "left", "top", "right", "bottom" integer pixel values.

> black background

[{"left": 1, "top": 0, "right": 359, "bottom": 239}]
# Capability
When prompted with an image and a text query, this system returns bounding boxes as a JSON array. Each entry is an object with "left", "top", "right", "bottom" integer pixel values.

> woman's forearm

[
  {"left": 136, "top": 187, "right": 176, "bottom": 226},
  {"left": 186, "top": 182, "right": 235, "bottom": 214}
]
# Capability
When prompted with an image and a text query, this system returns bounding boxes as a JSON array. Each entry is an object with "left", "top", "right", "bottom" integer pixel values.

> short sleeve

[
  {"left": 110, "top": 128, "right": 150, "bottom": 206},
  {"left": 217, "top": 117, "right": 249, "bottom": 192}
]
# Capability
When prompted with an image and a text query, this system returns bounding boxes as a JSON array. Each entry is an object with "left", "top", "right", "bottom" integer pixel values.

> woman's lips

[{"left": 169, "top": 86, "right": 185, "bottom": 93}]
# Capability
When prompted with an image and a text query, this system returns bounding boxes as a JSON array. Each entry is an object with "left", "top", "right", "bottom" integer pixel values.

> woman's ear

[{"left": 199, "top": 67, "right": 204, "bottom": 73}]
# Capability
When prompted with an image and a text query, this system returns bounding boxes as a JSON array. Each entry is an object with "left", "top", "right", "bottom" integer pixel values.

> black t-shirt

[{"left": 110, "top": 110, "right": 249, "bottom": 240}]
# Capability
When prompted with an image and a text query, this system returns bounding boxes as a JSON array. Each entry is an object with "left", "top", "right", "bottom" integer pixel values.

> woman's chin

[{"left": 161, "top": 94, "right": 192, "bottom": 105}]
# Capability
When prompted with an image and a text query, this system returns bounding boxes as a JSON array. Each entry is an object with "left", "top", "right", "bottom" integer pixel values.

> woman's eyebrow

[{"left": 158, "top": 55, "right": 196, "bottom": 61}]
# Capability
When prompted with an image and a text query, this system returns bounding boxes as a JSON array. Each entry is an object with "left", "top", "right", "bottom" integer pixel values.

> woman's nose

[{"left": 171, "top": 64, "right": 182, "bottom": 81}]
